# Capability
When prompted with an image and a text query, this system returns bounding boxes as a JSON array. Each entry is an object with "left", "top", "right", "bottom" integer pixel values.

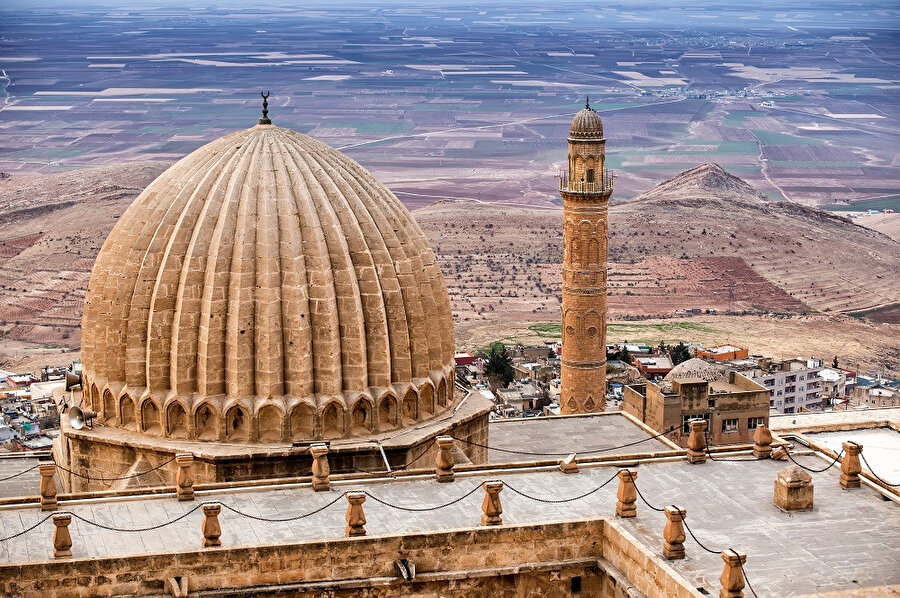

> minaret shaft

[{"left": 559, "top": 103, "right": 612, "bottom": 414}]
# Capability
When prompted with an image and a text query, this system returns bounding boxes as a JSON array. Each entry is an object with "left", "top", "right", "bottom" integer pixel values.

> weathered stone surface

[
  {"left": 481, "top": 481, "right": 504, "bottom": 526},
  {"left": 345, "top": 492, "right": 367, "bottom": 537},
  {"left": 774, "top": 465, "right": 814, "bottom": 511},
  {"left": 51, "top": 513, "right": 72, "bottom": 558},
  {"left": 38, "top": 463, "right": 57, "bottom": 511},
  {"left": 840, "top": 441, "right": 862, "bottom": 489},
  {"left": 687, "top": 419, "right": 708, "bottom": 464},
  {"left": 662, "top": 506, "right": 686, "bottom": 560},
  {"left": 435, "top": 436, "right": 455, "bottom": 482},
  {"left": 79, "top": 123, "right": 457, "bottom": 446},
  {"left": 615, "top": 469, "right": 637, "bottom": 518},
  {"left": 310, "top": 444, "right": 331, "bottom": 491},
  {"left": 719, "top": 550, "right": 747, "bottom": 598},
  {"left": 175, "top": 453, "right": 194, "bottom": 501},
  {"left": 560, "top": 101, "right": 611, "bottom": 415},
  {"left": 201, "top": 503, "right": 222, "bottom": 547},
  {"left": 752, "top": 425, "right": 773, "bottom": 459}
]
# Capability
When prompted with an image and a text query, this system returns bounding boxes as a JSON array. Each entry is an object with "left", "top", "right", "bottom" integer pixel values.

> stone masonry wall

[{"left": 0, "top": 519, "right": 648, "bottom": 598}]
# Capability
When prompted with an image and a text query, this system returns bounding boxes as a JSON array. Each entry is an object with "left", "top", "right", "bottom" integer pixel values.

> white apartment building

[{"left": 742, "top": 358, "right": 824, "bottom": 414}]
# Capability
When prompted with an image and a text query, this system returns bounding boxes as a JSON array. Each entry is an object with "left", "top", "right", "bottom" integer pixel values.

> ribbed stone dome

[
  {"left": 570, "top": 100, "right": 604, "bottom": 139},
  {"left": 81, "top": 123, "right": 456, "bottom": 443},
  {"left": 663, "top": 358, "right": 727, "bottom": 383}
]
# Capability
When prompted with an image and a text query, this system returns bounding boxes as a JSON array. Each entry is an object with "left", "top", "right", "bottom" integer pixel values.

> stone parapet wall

[
  {"left": 602, "top": 518, "right": 705, "bottom": 598},
  {"left": 54, "top": 398, "right": 491, "bottom": 493},
  {"left": 0, "top": 518, "right": 682, "bottom": 598}
]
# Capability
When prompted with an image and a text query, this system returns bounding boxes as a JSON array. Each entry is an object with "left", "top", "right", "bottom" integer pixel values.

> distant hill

[
  {"left": 417, "top": 162, "right": 899, "bottom": 327},
  {"left": 614, "top": 163, "right": 898, "bottom": 315},
  {"left": 0, "top": 161, "right": 897, "bottom": 365}
]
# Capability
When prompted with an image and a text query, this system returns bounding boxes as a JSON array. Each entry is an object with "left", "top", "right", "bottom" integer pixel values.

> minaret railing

[{"left": 559, "top": 170, "right": 614, "bottom": 194}]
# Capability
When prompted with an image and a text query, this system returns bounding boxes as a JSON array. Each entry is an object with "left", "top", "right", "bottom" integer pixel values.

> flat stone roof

[
  {"left": 807, "top": 427, "right": 900, "bottom": 482},
  {"left": 0, "top": 455, "right": 56, "bottom": 499},
  {"left": 771, "top": 407, "right": 900, "bottom": 433},
  {"left": 1, "top": 446, "right": 897, "bottom": 595},
  {"left": 486, "top": 413, "right": 674, "bottom": 462}
]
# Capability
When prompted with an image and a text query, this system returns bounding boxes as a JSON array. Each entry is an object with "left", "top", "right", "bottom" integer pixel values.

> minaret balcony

[{"left": 559, "top": 170, "right": 613, "bottom": 194}]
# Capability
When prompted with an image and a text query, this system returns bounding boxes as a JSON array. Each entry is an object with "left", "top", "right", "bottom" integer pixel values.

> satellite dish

[{"left": 69, "top": 406, "right": 97, "bottom": 430}]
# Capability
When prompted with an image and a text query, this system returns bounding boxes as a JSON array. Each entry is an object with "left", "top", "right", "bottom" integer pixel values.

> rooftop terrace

[{"left": 0, "top": 412, "right": 898, "bottom": 597}]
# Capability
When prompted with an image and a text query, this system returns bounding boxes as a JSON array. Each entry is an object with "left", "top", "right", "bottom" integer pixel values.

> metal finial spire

[
  {"left": 258, "top": 91, "right": 272, "bottom": 125},
  {"left": 585, "top": 96, "right": 591, "bottom": 110}
]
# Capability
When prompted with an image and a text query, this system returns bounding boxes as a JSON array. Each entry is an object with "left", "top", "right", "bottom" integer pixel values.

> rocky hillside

[
  {"left": 615, "top": 163, "right": 898, "bottom": 315},
  {"left": 0, "top": 161, "right": 897, "bottom": 365}
]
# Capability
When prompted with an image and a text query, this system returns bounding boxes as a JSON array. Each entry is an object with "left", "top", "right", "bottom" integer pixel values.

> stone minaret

[{"left": 559, "top": 99, "right": 612, "bottom": 414}]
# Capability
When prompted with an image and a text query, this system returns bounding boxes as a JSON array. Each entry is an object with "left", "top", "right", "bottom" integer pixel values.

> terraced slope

[{"left": 0, "top": 161, "right": 896, "bottom": 364}]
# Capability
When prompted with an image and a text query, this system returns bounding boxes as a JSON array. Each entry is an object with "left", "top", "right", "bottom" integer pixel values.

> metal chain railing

[
  {"left": 703, "top": 428, "right": 760, "bottom": 462},
  {"left": 361, "top": 483, "right": 483, "bottom": 512},
  {"left": 504, "top": 470, "right": 620, "bottom": 504},
  {"left": 451, "top": 426, "right": 676, "bottom": 458},
  {"left": 859, "top": 451, "right": 900, "bottom": 487},
  {"left": 0, "top": 463, "right": 41, "bottom": 482},
  {"left": 53, "top": 456, "right": 177, "bottom": 482}
]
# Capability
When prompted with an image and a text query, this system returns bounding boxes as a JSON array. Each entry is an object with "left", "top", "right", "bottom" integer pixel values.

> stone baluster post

[
  {"left": 435, "top": 436, "right": 455, "bottom": 482},
  {"left": 310, "top": 444, "right": 330, "bottom": 492},
  {"left": 52, "top": 513, "right": 73, "bottom": 558},
  {"left": 39, "top": 463, "right": 58, "bottom": 511},
  {"left": 839, "top": 441, "right": 862, "bottom": 489},
  {"left": 662, "top": 506, "right": 687, "bottom": 560},
  {"left": 481, "top": 481, "right": 504, "bottom": 526},
  {"left": 687, "top": 419, "right": 708, "bottom": 464},
  {"left": 345, "top": 492, "right": 367, "bottom": 537},
  {"left": 615, "top": 469, "right": 638, "bottom": 518},
  {"left": 752, "top": 425, "right": 773, "bottom": 459},
  {"left": 201, "top": 503, "right": 222, "bottom": 547},
  {"left": 175, "top": 453, "right": 194, "bottom": 501},
  {"left": 719, "top": 549, "right": 747, "bottom": 598}
]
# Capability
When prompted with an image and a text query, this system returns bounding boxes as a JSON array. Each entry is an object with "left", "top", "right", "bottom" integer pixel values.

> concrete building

[
  {"left": 851, "top": 384, "right": 899, "bottom": 408},
  {"left": 695, "top": 344, "right": 749, "bottom": 362},
  {"left": 622, "top": 358, "right": 769, "bottom": 446},
  {"left": 818, "top": 368, "right": 847, "bottom": 407},
  {"left": 633, "top": 355, "right": 674, "bottom": 378},
  {"left": 737, "top": 357, "right": 824, "bottom": 413},
  {"left": 559, "top": 99, "right": 612, "bottom": 414}
]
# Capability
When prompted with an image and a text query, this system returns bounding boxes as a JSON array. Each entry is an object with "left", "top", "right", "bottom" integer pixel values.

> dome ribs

[
  {"left": 171, "top": 132, "right": 254, "bottom": 398},
  {"left": 342, "top": 164, "right": 430, "bottom": 380},
  {"left": 149, "top": 135, "right": 250, "bottom": 396},
  {"left": 281, "top": 139, "right": 368, "bottom": 394},
  {"left": 253, "top": 132, "right": 286, "bottom": 399},
  {"left": 87, "top": 141, "right": 218, "bottom": 391},
  {"left": 196, "top": 135, "right": 260, "bottom": 398},
  {"left": 277, "top": 140, "right": 343, "bottom": 397},
  {"left": 302, "top": 143, "right": 392, "bottom": 390},
  {"left": 270, "top": 135, "right": 314, "bottom": 399},
  {"left": 132, "top": 141, "right": 234, "bottom": 394},
  {"left": 368, "top": 171, "right": 446, "bottom": 376},
  {"left": 81, "top": 124, "right": 457, "bottom": 442},
  {"left": 224, "top": 134, "right": 262, "bottom": 399},
  {"left": 312, "top": 142, "right": 413, "bottom": 384}
]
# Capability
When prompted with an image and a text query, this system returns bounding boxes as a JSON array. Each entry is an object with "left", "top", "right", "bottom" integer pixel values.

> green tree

[
  {"left": 832, "top": 355, "right": 839, "bottom": 369},
  {"left": 484, "top": 342, "right": 515, "bottom": 390},
  {"left": 670, "top": 342, "right": 691, "bottom": 365}
]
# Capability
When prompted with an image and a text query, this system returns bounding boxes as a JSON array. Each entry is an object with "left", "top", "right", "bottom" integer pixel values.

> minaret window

[{"left": 586, "top": 169, "right": 595, "bottom": 184}]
